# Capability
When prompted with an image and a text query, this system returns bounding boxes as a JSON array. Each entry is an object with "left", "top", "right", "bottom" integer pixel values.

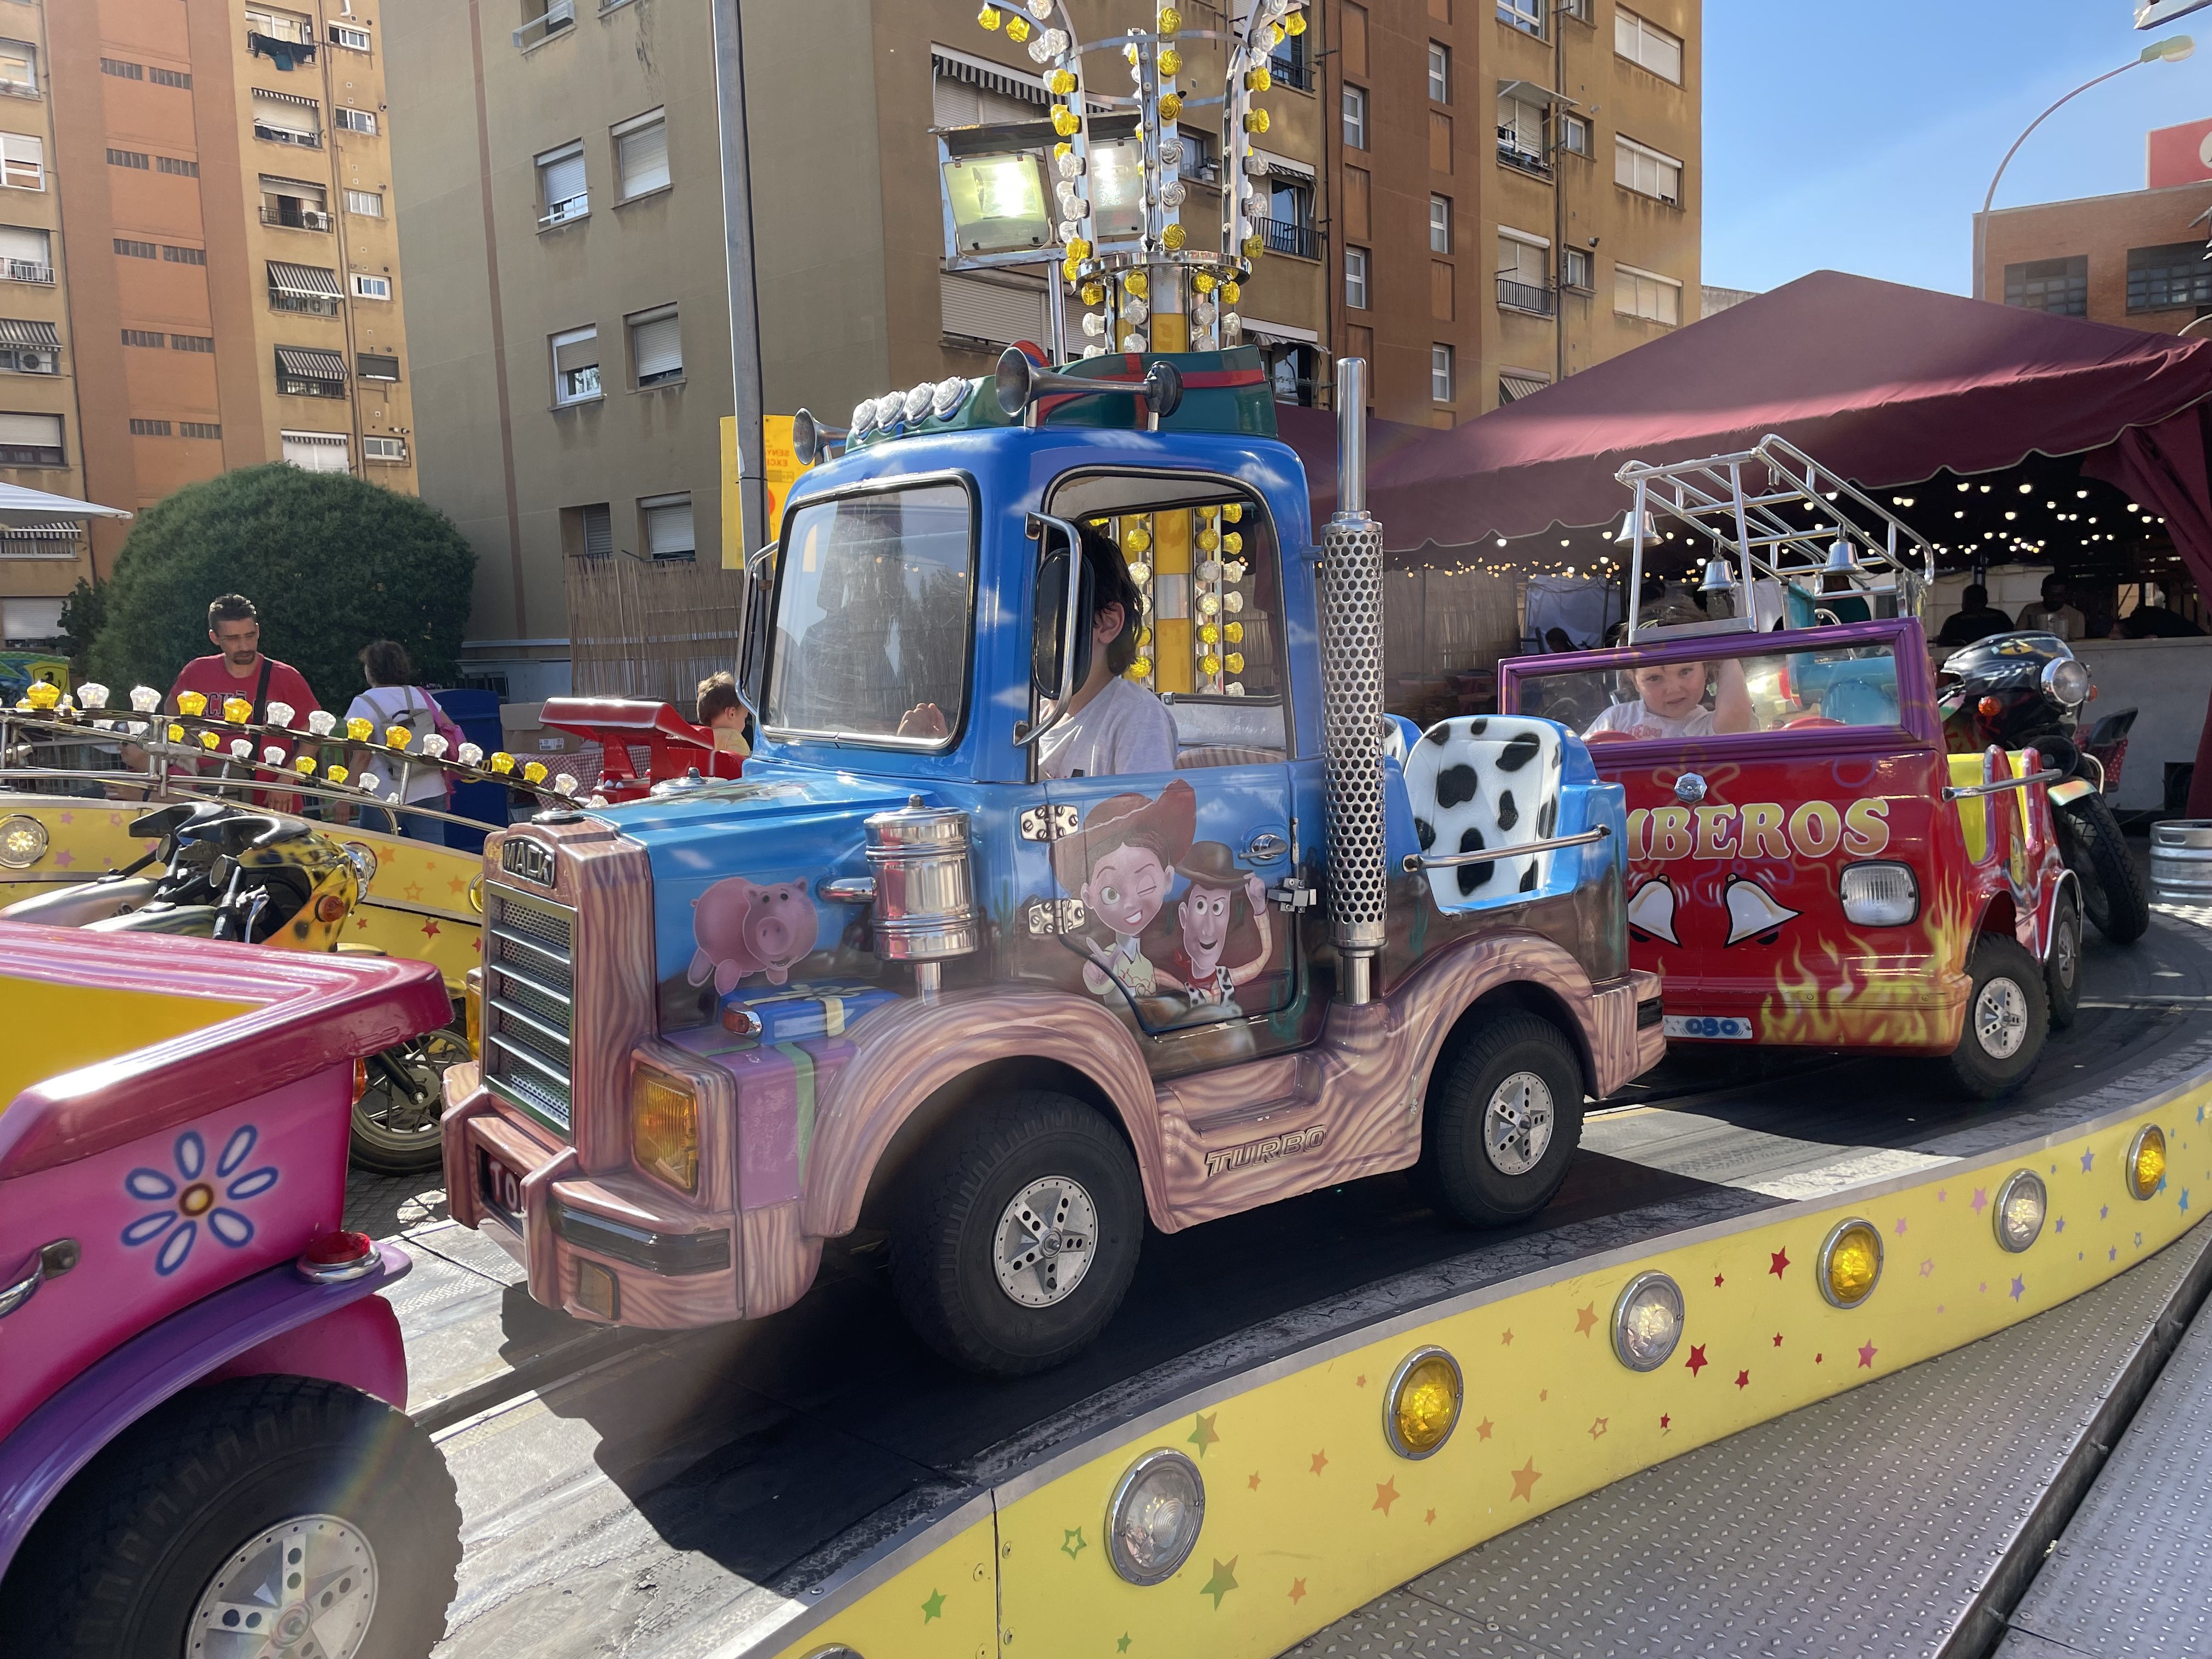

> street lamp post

[{"left": 1972, "top": 34, "right": 2194, "bottom": 302}]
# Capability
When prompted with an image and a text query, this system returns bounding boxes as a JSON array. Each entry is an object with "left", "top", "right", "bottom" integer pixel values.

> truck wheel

[
  {"left": 7, "top": 1375, "right": 459, "bottom": 1659},
  {"left": 2057, "top": 793, "right": 2149, "bottom": 945},
  {"left": 890, "top": 1091, "right": 1143, "bottom": 1378},
  {"left": 2046, "top": 890, "right": 2084, "bottom": 1030},
  {"left": 349, "top": 1029, "right": 470, "bottom": 1175},
  {"left": 1421, "top": 1012, "right": 1586, "bottom": 1227},
  {"left": 1944, "top": 933, "right": 2049, "bottom": 1099}
]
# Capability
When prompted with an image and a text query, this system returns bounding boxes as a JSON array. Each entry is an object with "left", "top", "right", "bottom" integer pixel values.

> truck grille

[{"left": 483, "top": 882, "right": 577, "bottom": 1132}]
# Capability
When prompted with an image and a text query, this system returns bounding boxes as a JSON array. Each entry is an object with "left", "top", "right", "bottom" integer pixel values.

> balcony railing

[
  {"left": 269, "top": 290, "right": 341, "bottom": 318},
  {"left": 261, "top": 205, "right": 331, "bottom": 232},
  {"left": 1254, "top": 215, "right": 1318, "bottom": 260},
  {"left": 1497, "top": 129, "right": 1551, "bottom": 179},
  {"left": 514, "top": 0, "right": 575, "bottom": 49},
  {"left": 2, "top": 259, "right": 52, "bottom": 284},
  {"left": 1268, "top": 40, "right": 1311, "bottom": 91},
  {"left": 539, "top": 191, "right": 589, "bottom": 228},
  {"left": 1496, "top": 275, "right": 1555, "bottom": 316},
  {"left": 253, "top": 121, "right": 322, "bottom": 149}
]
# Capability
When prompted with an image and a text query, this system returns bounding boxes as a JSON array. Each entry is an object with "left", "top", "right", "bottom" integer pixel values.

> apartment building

[
  {"left": 1325, "top": 0, "right": 1700, "bottom": 425},
  {"left": 0, "top": 0, "right": 417, "bottom": 648}
]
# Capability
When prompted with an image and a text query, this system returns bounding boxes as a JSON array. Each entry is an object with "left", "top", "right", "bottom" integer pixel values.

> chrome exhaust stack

[{"left": 1319, "top": 358, "right": 1386, "bottom": 1006}]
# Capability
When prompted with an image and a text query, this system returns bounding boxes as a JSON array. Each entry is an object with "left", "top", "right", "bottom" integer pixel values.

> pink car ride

[{"left": 0, "top": 922, "right": 460, "bottom": 1658}]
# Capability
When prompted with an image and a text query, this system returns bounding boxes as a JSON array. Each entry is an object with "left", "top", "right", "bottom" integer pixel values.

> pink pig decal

[{"left": 688, "top": 876, "right": 821, "bottom": 992}]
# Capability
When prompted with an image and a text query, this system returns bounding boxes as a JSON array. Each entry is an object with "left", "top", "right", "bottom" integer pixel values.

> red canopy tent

[{"left": 1361, "top": 268, "right": 2212, "bottom": 814}]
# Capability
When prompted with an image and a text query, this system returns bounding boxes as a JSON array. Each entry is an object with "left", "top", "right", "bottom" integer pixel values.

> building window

[
  {"left": 537, "top": 140, "right": 587, "bottom": 225},
  {"left": 344, "top": 188, "right": 383, "bottom": 218},
  {"left": 129, "top": 418, "right": 171, "bottom": 436},
  {"left": 1498, "top": 92, "right": 1548, "bottom": 177},
  {"left": 1268, "top": 28, "right": 1311, "bottom": 91},
  {"left": 1615, "top": 7, "right": 1684, "bottom": 83},
  {"left": 1427, "top": 41, "right": 1450, "bottom": 103},
  {"left": 101, "top": 57, "right": 144, "bottom": 81},
  {"left": 1267, "top": 343, "right": 1316, "bottom": 406},
  {"left": 172, "top": 333, "right": 215, "bottom": 352},
  {"left": 2, "top": 134, "right": 41, "bottom": 191},
  {"left": 1342, "top": 85, "right": 1368, "bottom": 150},
  {"left": 1497, "top": 231, "right": 1551, "bottom": 313},
  {"left": 351, "top": 273, "right": 391, "bottom": 300},
  {"left": 0, "top": 40, "right": 37, "bottom": 98},
  {"left": 1431, "top": 343, "right": 1453, "bottom": 402},
  {"left": 1346, "top": 246, "right": 1370, "bottom": 310},
  {"left": 334, "top": 106, "right": 377, "bottom": 135},
  {"left": 150, "top": 67, "right": 192, "bottom": 89},
  {"left": 1259, "top": 176, "right": 1318, "bottom": 258},
  {"left": 268, "top": 260, "right": 341, "bottom": 315},
  {"left": 627, "top": 304, "right": 682, "bottom": 387},
  {"left": 2126, "top": 242, "right": 2212, "bottom": 313},
  {"left": 551, "top": 325, "right": 600, "bottom": 404},
  {"left": 1498, "top": 368, "right": 1550, "bottom": 403},
  {"left": 640, "top": 493, "right": 694, "bottom": 561},
  {"left": 364, "top": 436, "right": 407, "bottom": 462},
  {"left": 0, "top": 323, "right": 57, "bottom": 374},
  {"left": 613, "top": 108, "right": 669, "bottom": 200},
  {"left": 251, "top": 90, "right": 322, "bottom": 149},
  {"left": 329, "top": 22, "right": 372, "bottom": 52},
  {"left": 275, "top": 345, "right": 347, "bottom": 398},
  {"left": 1498, "top": 0, "right": 1544, "bottom": 36},
  {"left": 1429, "top": 194, "right": 1452, "bottom": 254},
  {"left": 0, "top": 411, "right": 63, "bottom": 464},
  {"left": 107, "top": 149, "right": 150, "bottom": 171},
  {"left": 156, "top": 156, "right": 199, "bottom": 177},
  {"left": 2005, "top": 256, "right": 2089, "bottom": 317},
  {"left": 1562, "top": 112, "right": 1592, "bottom": 157},
  {"left": 1562, "top": 245, "right": 1593, "bottom": 290},
  {"left": 357, "top": 351, "right": 399, "bottom": 382},
  {"left": 245, "top": 6, "right": 313, "bottom": 45},
  {"left": 1615, "top": 261, "right": 1682, "bottom": 325},
  {"left": 180, "top": 421, "right": 220, "bottom": 438},
  {"left": 574, "top": 501, "right": 613, "bottom": 558},
  {"left": 114, "top": 238, "right": 156, "bottom": 259},
  {"left": 261, "top": 176, "right": 329, "bottom": 230},
  {"left": 122, "top": 329, "right": 165, "bottom": 348},
  {"left": 0, "top": 225, "right": 47, "bottom": 283},
  {"left": 281, "top": 430, "right": 349, "bottom": 472},
  {"left": 1615, "top": 134, "right": 1681, "bottom": 204},
  {"left": 162, "top": 245, "right": 206, "bottom": 266}
]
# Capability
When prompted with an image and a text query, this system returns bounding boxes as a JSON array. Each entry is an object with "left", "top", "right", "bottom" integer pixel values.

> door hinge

[
  {"left": 1025, "top": 897, "right": 1087, "bottom": 934},
  {"left": 1268, "top": 879, "right": 1318, "bottom": 913},
  {"left": 1020, "top": 803, "right": 1080, "bottom": 842}
]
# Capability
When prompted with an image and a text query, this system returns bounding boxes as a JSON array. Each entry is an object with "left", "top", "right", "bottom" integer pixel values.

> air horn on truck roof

[{"left": 992, "top": 347, "right": 1185, "bottom": 430}]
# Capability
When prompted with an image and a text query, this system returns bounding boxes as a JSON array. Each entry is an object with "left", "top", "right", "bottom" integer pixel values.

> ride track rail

[{"left": 394, "top": 908, "right": 2212, "bottom": 1659}]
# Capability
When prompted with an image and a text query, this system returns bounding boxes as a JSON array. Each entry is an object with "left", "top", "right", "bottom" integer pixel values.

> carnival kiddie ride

[
  {"left": 0, "top": 923, "right": 461, "bottom": 1658},
  {"left": 0, "top": 682, "right": 700, "bottom": 1171},
  {"left": 1503, "top": 436, "right": 2079, "bottom": 1096}
]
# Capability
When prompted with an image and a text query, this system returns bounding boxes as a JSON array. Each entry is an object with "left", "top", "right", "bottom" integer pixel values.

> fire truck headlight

[
  {"left": 1841, "top": 862, "right": 1918, "bottom": 927},
  {"left": 1994, "top": 1170, "right": 2046, "bottom": 1252},
  {"left": 0, "top": 813, "right": 47, "bottom": 868},
  {"left": 1107, "top": 1449, "right": 1205, "bottom": 1585},
  {"left": 2128, "top": 1124, "right": 2166, "bottom": 1201},
  {"left": 631, "top": 1067, "right": 701, "bottom": 1194},
  {"left": 1384, "top": 1346, "right": 1462, "bottom": 1458},
  {"left": 1612, "top": 1271, "right": 1685, "bottom": 1371},
  {"left": 1820, "top": 1218, "right": 1883, "bottom": 1308}
]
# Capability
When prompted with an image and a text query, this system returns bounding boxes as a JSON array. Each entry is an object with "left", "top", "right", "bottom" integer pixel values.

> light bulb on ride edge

[
  {"left": 346, "top": 716, "right": 373, "bottom": 742},
  {"left": 457, "top": 742, "right": 484, "bottom": 766},
  {"left": 128, "top": 685, "right": 160, "bottom": 713},
  {"left": 307, "top": 709, "right": 336, "bottom": 737},
  {"left": 421, "top": 734, "right": 449, "bottom": 758},
  {"left": 266, "top": 701, "right": 295, "bottom": 727}
]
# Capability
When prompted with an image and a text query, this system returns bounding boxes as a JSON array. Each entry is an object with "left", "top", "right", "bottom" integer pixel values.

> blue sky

[{"left": 1703, "top": 0, "right": 2212, "bottom": 295}]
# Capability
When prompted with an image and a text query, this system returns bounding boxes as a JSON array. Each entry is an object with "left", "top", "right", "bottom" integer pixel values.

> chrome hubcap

[
  {"left": 993, "top": 1176, "right": 1098, "bottom": 1307},
  {"left": 2054, "top": 920, "right": 2079, "bottom": 993},
  {"left": 188, "top": 1513, "right": 377, "bottom": 1658},
  {"left": 1483, "top": 1071, "right": 1555, "bottom": 1177},
  {"left": 1974, "top": 977, "right": 2030, "bottom": 1060}
]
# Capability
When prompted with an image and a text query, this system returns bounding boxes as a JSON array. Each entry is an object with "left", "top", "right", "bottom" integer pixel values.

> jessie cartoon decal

[
  {"left": 1050, "top": 779, "right": 1196, "bottom": 1007},
  {"left": 1158, "top": 842, "right": 1275, "bottom": 1019}
]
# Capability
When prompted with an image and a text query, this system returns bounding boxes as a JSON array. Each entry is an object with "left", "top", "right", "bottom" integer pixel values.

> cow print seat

[{"left": 1401, "top": 715, "right": 1567, "bottom": 910}]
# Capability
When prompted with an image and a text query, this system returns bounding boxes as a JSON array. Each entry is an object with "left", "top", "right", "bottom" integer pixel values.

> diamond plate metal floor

[
  {"left": 1285, "top": 1220, "right": 2212, "bottom": 1659},
  {"left": 1996, "top": 1244, "right": 2212, "bottom": 1658}
]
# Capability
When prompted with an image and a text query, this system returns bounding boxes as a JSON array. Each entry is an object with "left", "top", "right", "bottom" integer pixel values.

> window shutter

[
  {"left": 645, "top": 501, "right": 693, "bottom": 557},
  {"left": 582, "top": 503, "right": 612, "bottom": 558},
  {"left": 931, "top": 74, "right": 979, "bottom": 127},
  {"left": 939, "top": 273, "right": 1046, "bottom": 346},
  {"left": 0, "top": 411, "right": 58, "bottom": 447},
  {"left": 0, "top": 224, "right": 46, "bottom": 263},
  {"left": 281, "top": 431, "right": 348, "bottom": 471},
  {"left": 618, "top": 120, "right": 668, "bottom": 196},
  {"left": 251, "top": 93, "right": 316, "bottom": 136},
  {"left": 553, "top": 329, "right": 598, "bottom": 376},
  {"left": 540, "top": 149, "right": 586, "bottom": 205},
  {"left": 631, "top": 313, "right": 680, "bottom": 379}
]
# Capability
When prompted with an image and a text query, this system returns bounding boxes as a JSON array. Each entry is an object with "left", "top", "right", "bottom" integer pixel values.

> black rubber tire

[
  {"left": 2057, "top": 792, "right": 2149, "bottom": 945},
  {"left": 889, "top": 1091, "right": 1144, "bottom": 1378},
  {"left": 1943, "top": 932, "right": 2050, "bottom": 1100},
  {"left": 2046, "top": 888, "right": 2084, "bottom": 1030},
  {"left": 348, "top": 1028, "right": 470, "bottom": 1175},
  {"left": 1, "top": 1375, "right": 460, "bottom": 1659},
  {"left": 1419, "top": 1012, "right": 1587, "bottom": 1227}
]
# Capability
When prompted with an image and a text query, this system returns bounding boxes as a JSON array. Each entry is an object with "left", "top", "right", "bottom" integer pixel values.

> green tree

[
  {"left": 88, "top": 464, "right": 476, "bottom": 708},
  {"left": 57, "top": 574, "right": 104, "bottom": 678}
]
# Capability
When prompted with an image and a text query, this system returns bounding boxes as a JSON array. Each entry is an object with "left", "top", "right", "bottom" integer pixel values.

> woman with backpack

[{"left": 344, "top": 640, "right": 460, "bottom": 842}]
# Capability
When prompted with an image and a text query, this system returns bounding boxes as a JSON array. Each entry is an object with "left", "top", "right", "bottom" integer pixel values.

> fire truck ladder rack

[{"left": 1617, "top": 433, "right": 1936, "bottom": 640}]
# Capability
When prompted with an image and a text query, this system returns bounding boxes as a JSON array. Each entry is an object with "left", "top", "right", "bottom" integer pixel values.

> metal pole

[
  {"left": 1553, "top": 2, "right": 1567, "bottom": 386},
  {"left": 1974, "top": 59, "right": 2142, "bottom": 300},
  {"left": 712, "top": 0, "right": 768, "bottom": 559}
]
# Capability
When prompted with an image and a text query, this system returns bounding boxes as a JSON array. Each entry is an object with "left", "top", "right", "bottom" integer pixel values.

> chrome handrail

[
  {"left": 1942, "top": 768, "right": 2063, "bottom": 802},
  {"left": 1402, "top": 823, "right": 1611, "bottom": 873}
]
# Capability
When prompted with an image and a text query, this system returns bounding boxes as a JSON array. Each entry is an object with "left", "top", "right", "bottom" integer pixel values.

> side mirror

[
  {"left": 1029, "top": 528, "right": 1094, "bottom": 698},
  {"left": 737, "top": 543, "right": 777, "bottom": 715}
]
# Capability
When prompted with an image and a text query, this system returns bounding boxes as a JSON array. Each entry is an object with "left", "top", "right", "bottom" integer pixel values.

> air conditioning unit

[
  {"left": 301, "top": 208, "right": 331, "bottom": 230},
  {"left": 16, "top": 348, "right": 54, "bottom": 374}
]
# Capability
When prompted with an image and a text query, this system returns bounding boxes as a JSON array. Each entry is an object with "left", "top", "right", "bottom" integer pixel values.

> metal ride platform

[{"left": 387, "top": 906, "right": 2212, "bottom": 1659}]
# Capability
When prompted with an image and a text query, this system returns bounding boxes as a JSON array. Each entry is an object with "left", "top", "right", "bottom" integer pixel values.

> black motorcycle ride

[{"left": 1936, "top": 632, "right": 2150, "bottom": 945}]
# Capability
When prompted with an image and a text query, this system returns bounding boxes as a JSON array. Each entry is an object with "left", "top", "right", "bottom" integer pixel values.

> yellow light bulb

[
  {"left": 1163, "top": 222, "right": 1187, "bottom": 251},
  {"left": 222, "top": 696, "right": 252, "bottom": 723},
  {"left": 1156, "top": 6, "right": 1182, "bottom": 35},
  {"left": 1063, "top": 257, "right": 1082, "bottom": 281},
  {"left": 1048, "top": 67, "right": 1075, "bottom": 94},
  {"left": 1222, "top": 502, "right": 1243, "bottom": 522},
  {"left": 1052, "top": 103, "right": 1079, "bottom": 136},
  {"left": 1285, "top": 9, "right": 1306, "bottom": 35},
  {"left": 1006, "top": 14, "right": 1031, "bottom": 41},
  {"left": 198, "top": 730, "right": 220, "bottom": 749},
  {"left": 1081, "top": 281, "right": 1105, "bottom": 305},
  {"left": 1245, "top": 65, "right": 1271, "bottom": 92},
  {"left": 295, "top": 755, "right": 317, "bottom": 775},
  {"left": 1124, "top": 270, "right": 1148, "bottom": 297},
  {"left": 1065, "top": 233, "right": 1091, "bottom": 260},
  {"left": 1225, "top": 651, "right": 1245, "bottom": 673},
  {"left": 1198, "top": 526, "right": 1220, "bottom": 551},
  {"left": 385, "top": 725, "right": 412, "bottom": 749},
  {"left": 1224, "top": 621, "right": 1244, "bottom": 643},
  {"left": 978, "top": 3, "right": 1002, "bottom": 27},
  {"left": 1201, "top": 653, "right": 1221, "bottom": 675},
  {"left": 1266, "top": 21, "right": 1284, "bottom": 44},
  {"left": 1125, "top": 527, "right": 1152, "bottom": 554},
  {"left": 166, "top": 722, "right": 184, "bottom": 742},
  {"left": 490, "top": 751, "right": 516, "bottom": 774},
  {"left": 1136, "top": 625, "right": 1153, "bottom": 647},
  {"left": 1221, "top": 280, "right": 1242, "bottom": 304},
  {"left": 1200, "top": 623, "right": 1220, "bottom": 644},
  {"left": 1223, "top": 531, "right": 1243, "bottom": 554},
  {"left": 326, "top": 764, "right": 348, "bottom": 784},
  {"left": 1159, "top": 91, "right": 1182, "bottom": 121},
  {"left": 1192, "top": 270, "right": 1216, "bottom": 294},
  {"left": 25, "top": 680, "right": 59, "bottom": 710},
  {"left": 1159, "top": 47, "right": 1182, "bottom": 76},
  {"left": 1242, "top": 233, "right": 1265, "bottom": 259},
  {"left": 1130, "top": 656, "right": 1153, "bottom": 679},
  {"left": 523, "top": 759, "right": 549, "bottom": 783},
  {"left": 345, "top": 716, "right": 371, "bottom": 742},
  {"left": 177, "top": 691, "right": 207, "bottom": 716}
]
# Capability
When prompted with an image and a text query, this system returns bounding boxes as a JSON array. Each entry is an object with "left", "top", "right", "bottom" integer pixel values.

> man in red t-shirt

[{"left": 164, "top": 593, "right": 321, "bottom": 808}]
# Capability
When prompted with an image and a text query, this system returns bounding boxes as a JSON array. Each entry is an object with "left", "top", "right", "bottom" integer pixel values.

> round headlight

[
  {"left": 341, "top": 840, "right": 379, "bottom": 888},
  {"left": 2041, "top": 657, "right": 2090, "bottom": 708},
  {"left": 0, "top": 812, "right": 48, "bottom": 868},
  {"left": 1612, "top": 1271, "right": 1685, "bottom": 1371},
  {"left": 1383, "top": 1346, "right": 1462, "bottom": 1459},
  {"left": 872, "top": 392, "right": 904, "bottom": 430},
  {"left": 848, "top": 399, "right": 875, "bottom": 436},
  {"left": 1106, "top": 1448, "right": 1204, "bottom": 1585},
  {"left": 900, "top": 382, "right": 934, "bottom": 423},
  {"left": 931, "top": 376, "right": 969, "bottom": 419},
  {"left": 1994, "top": 1170, "right": 2047, "bottom": 1251},
  {"left": 1819, "top": 1217, "right": 1883, "bottom": 1308},
  {"left": 2128, "top": 1124, "right": 2166, "bottom": 1201}
]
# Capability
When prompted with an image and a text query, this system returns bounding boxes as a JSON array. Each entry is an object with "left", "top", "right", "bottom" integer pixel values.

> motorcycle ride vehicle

[{"left": 1936, "top": 632, "right": 2149, "bottom": 944}]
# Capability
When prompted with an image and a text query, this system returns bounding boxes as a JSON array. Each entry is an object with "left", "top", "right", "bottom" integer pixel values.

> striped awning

[
  {"left": 3, "top": 521, "right": 82, "bottom": 540},
  {"left": 267, "top": 261, "right": 340, "bottom": 297},
  {"left": 252, "top": 86, "right": 320, "bottom": 108},
  {"left": 0, "top": 318, "right": 58, "bottom": 348},
  {"left": 275, "top": 345, "right": 346, "bottom": 380},
  {"left": 1498, "top": 370, "right": 1553, "bottom": 404},
  {"left": 259, "top": 173, "right": 326, "bottom": 195},
  {"left": 930, "top": 47, "right": 1047, "bottom": 106}
]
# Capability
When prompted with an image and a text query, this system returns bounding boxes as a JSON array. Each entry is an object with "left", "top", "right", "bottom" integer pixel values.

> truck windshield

[
  {"left": 765, "top": 482, "right": 974, "bottom": 742},
  {"left": 1513, "top": 640, "right": 1903, "bottom": 742}
]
